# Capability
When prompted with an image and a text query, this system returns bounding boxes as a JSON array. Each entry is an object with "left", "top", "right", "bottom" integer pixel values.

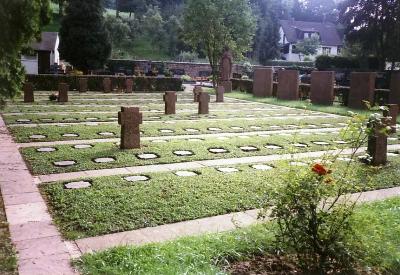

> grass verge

[
  {"left": 75, "top": 197, "right": 400, "bottom": 274},
  {"left": 0, "top": 191, "right": 17, "bottom": 275}
]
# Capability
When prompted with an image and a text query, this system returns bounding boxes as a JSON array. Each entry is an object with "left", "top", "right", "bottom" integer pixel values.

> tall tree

[
  {"left": 252, "top": 0, "right": 281, "bottom": 64},
  {"left": 0, "top": 0, "right": 51, "bottom": 104},
  {"left": 183, "top": 0, "right": 256, "bottom": 86},
  {"left": 59, "top": 0, "right": 111, "bottom": 73},
  {"left": 339, "top": 0, "right": 400, "bottom": 70},
  {"left": 292, "top": 0, "right": 338, "bottom": 22}
]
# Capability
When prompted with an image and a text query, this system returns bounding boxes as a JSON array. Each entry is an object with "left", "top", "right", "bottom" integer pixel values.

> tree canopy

[
  {"left": 59, "top": 0, "right": 111, "bottom": 72},
  {"left": 183, "top": 0, "right": 256, "bottom": 85}
]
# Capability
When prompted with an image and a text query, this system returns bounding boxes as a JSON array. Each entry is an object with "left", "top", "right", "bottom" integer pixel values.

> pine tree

[{"left": 59, "top": 0, "right": 111, "bottom": 73}]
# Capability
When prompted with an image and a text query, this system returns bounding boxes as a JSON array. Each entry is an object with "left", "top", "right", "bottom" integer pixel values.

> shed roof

[{"left": 31, "top": 32, "right": 58, "bottom": 52}]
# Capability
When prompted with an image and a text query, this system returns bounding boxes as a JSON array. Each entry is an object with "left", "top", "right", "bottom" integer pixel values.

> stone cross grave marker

[
  {"left": 103, "top": 77, "right": 112, "bottom": 93},
  {"left": 389, "top": 71, "right": 400, "bottom": 105},
  {"left": 310, "top": 71, "right": 334, "bottom": 105},
  {"left": 348, "top": 72, "right": 376, "bottom": 109},
  {"left": 368, "top": 117, "right": 390, "bottom": 166},
  {"left": 118, "top": 107, "right": 143, "bottom": 149},
  {"left": 253, "top": 68, "right": 273, "bottom": 97},
  {"left": 79, "top": 78, "right": 88, "bottom": 93},
  {"left": 58, "top": 83, "right": 69, "bottom": 103},
  {"left": 277, "top": 70, "right": 299, "bottom": 100},
  {"left": 198, "top": 92, "right": 210, "bottom": 114},
  {"left": 164, "top": 92, "right": 177, "bottom": 115},
  {"left": 383, "top": 104, "right": 399, "bottom": 133},
  {"left": 216, "top": 86, "right": 225, "bottom": 102},
  {"left": 193, "top": 86, "right": 202, "bottom": 102},
  {"left": 126, "top": 78, "right": 134, "bottom": 93},
  {"left": 23, "top": 82, "right": 34, "bottom": 103}
]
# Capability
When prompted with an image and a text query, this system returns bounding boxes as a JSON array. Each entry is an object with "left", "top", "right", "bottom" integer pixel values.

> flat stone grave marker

[
  {"left": 175, "top": 171, "right": 198, "bottom": 177},
  {"left": 94, "top": 157, "right": 115, "bottom": 163},
  {"left": 310, "top": 71, "right": 335, "bottom": 105},
  {"left": 253, "top": 68, "right": 273, "bottom": 97},
  {"left": 118, "top": 107, "right": 143, "bottom": 149},
  {"left": 74, "top": 144, "right": 93, "bottom": 149},
  {"left": 126, "top": 78, "right": 134, "bottom": 93},
  {"left": 124, "top": 175, "right": 150, "bottom": 182},
  {"left": 37, "top": 147, "right": 56, "bottom": 152},
  {"left": 348, "top": 72, "right": 376, "bottom": 109},
  {"left": 62, "top": 133, "right": 79, "bottom": 137},
  {"left": 383, "top": 104, "right": 399, "bottom": 133},
  {"left": 217, "top": 167, "right": 239, "bottom": 173},
  {"left": 163, "top": 92, "right": 177, "bottom": 115},
  {"left": 292, "top": 143, "right": 308, "bottom": 148},
  {"left": 240, "top": 146, "right": 259, "bottom": 152},
  {"left": 173, "top": 150, "right": 194, "bottom": 156},
  {"left": 58, "top": 83, "right": 69, "bottom": 103},
  {"left": 136, "top": 153, "right": 159, "bottom": 160},
  {"left": 30, "top": 134, "right": 46, "bottom": 139},
  {"left": 193, "top": 86, "right": 202, "bottom": 102},
  {"left": 198, "top": 92, "right": 210, "bottom": 114},
  {"left": 98, "top": 132, "right": 115, "bottom": 136},
  {"left": 216, "top": 86, "right": 224, "bottom": 102},
  {"left": 252, "top": 164, "right": 273, "bottom": 170},
  {"left": 54, "top": 160, "right": 76, "bottom": 167},
  {"left": 160, "top": 129, "right": 174, "bottom": 133},
  {"left": 79, "top": 78, "right": 88, "bottom": 93},
  {"left": 208, "top": 127, "right": 222, "bottom": 131},
  {"left": 209, "top": 148, "right": 229, "bottom": 154},
  {"left": 65, "top": 181, "right": 91, "bottom": 189},
  {"left": 265, "top": 144, "right": 283, "bottom": 150},
  {"left": 24, "top": 82, "right": 34, "bottom": 103},
  {"left": 389, "top": 71, "right": 400, "bottom": 105},
  {"left": 103, "top": 77, "right": 112, "bottom": 93},
  {"left": 277, "top": 70, "right": 299, "bottom": 100}
]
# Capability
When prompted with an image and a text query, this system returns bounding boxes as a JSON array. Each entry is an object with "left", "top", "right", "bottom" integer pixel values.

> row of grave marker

[{"left": 253, "top": 69, "right": 400, "bottom": 109}]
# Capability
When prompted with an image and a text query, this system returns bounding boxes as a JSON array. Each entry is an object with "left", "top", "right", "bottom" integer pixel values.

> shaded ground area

[{"left": 0, "top": 190, "right": 17, "bottom": 275}]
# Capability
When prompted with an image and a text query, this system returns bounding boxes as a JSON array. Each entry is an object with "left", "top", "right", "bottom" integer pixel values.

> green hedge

[
  {"left": 25, "top": 75, "right": 183, "bottom": 92},
  {"left": 263, "top": 60, "right": 315, "bottom": 68},
  {"left": 315, "top": 55, "right": 360, "bottom": 70}
]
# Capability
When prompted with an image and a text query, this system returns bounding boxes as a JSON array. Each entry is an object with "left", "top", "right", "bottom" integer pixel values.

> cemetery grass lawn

[
  {"left": 75, "top": 197, "right": 400, "bottom": 274},
  {"left": 227, "top": 91, "right": 400, "bottom": 123},
  {"left": 0, "top": 192, "right": 18, "bottom": 275},
  {"left": 11, "top": 116, "right": 348, "bottom": 143},
  {"left": 41, "top": 157, "right": 400, "bottom": 239},
  {"left": 22, "top": 133, "right": 353, "bottom": 175}
]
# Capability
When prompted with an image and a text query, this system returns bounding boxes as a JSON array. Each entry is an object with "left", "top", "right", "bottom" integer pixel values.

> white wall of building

[{"left": 21, "top": 55, "right": 38, "bottom": 74}]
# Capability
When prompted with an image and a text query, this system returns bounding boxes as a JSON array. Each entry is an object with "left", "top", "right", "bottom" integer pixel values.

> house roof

[
  {"left": 280, "top": 20, "right": 343, "bottom": 46},
  {"left": 31, "top": 32, "right": 58, "bottom": 52}
]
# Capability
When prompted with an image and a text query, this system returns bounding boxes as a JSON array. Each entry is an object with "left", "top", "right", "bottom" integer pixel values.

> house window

[
  {"left": 322, "top": 47, "right": 331, "bottom": 55},
  {"left": 337, "top": 46, "right": 342, "bottom": 55}
]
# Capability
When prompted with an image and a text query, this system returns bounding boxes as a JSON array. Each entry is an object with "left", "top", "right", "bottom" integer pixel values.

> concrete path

[
  {"left": 18, "top": 127, "right": 344, "bottom": 148},
  {"left": 75, "top": 186, "right": 400, "bottom": 254},
  {"left": 0, "top": 116, "right": 77, "bottom": 274},
  {"left": 36, "top": 144, "right": 400, "bottom": 183}
]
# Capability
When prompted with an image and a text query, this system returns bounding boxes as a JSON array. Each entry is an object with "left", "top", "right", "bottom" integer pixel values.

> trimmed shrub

[
  {"left": 25, "top": 75, "right": 183, "bottom": 92},
  {"left": 316, "top": 55, "right": 360, "bottom": 70}
]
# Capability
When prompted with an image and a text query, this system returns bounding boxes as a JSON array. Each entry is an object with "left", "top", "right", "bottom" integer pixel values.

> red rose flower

[{"left": 312, "top": 163, "right": 331, "bottom": 176}]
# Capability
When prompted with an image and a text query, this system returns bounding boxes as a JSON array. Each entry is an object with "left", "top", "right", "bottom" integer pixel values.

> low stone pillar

[
  {"left": 348, "top": 72, "right": 376, "bottom": 109},
  {"left": 103, "top": 77, "right": 112, "bottom": 93},
  {"left": 198, "top": 92, "right": 210, "bottom": 114},
  {"left": 216, "top": 86, "right": 225, "bottom": 102},
  {"left": 58, "top": 83, "right": 69, "bottom": 103},
  {"left": 79, "top": 78, "right": 88, "bottom": 93},
  {"left": 310, "top": 71, "right": 335, "bottom": 105},
  {"left": 23, "top": 82, "right": 34, "bottom": 103},
  {"left": 253, "top": 68, "right": 273, "bottom": 97},
  {"left": 383, "top": 104, "right": 399, "bottom": 133},
  {"left": 193, "top": 86, "right": 202, "bottom": 102},
  {"left": 277, "top": 70, "right": 299, "bottom": 100},
  {"left": 126, "top": 78, "right": 134, "bottom": 93},
  {"left": 164, "top": 92, "right": 177, "bottom": 115},
  {"left": 367, "top": 117, "right": 389, "bottom": 166},
  {"left": 389, "top": 71, "right": 400, "bottom": 105},
  {"left": 118, "top": 107, "right": 143, "bottom": 149},
  {"left": 219, "top": 80, "right": 232, "bottom": 93}
]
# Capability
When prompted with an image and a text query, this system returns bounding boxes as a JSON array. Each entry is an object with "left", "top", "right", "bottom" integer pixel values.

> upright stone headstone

[
  {"left": 103, "top": 77, "right": 112, "bottom": 93},
  {"left": 79, "top": 78, "right": 88, "bottom": 93},
  {"left": 198, "top": 92, "right": 210, "bottom": 114},
  {"left": 163, "top": 92, "right": 177, "bottom": 115},
  {"left": 367, "top": 117, "right": 389, "bottom": 166},
  {"left": 23, "top": 82, "right": 34, "bottom": 103},
  {"left": 277, "top": 70, "right": 299, "bottom": 100},
  {"left": 193, "top": 86, "right": 202, "bottom": 102},
  {"left": 126, "top": 78, "right": 134, "bottom": 93},
  {"left": 253, "top": 68, "right": 273, "bottom": 97},
  {"left": 58, "top": 83, "right": 69, "bottom": 103},
  {"left": 389, "top": 71, "right": 400, "bottom": 105},
  {"left": 118, "top": 107, "right": 143, "bottom": 149},
  {"left": 219, "top": 48, "right": 233, "bottom": 92},
  {"left": 348, "top": 72, "right": 376, "bottom": 109},
  {"left": 310, "top": 71, "right": 335, "bottom": 105},
  {"left": 383, "top": 104, "right": 399, "bottom": 133},
  {"left": 216, "top": 86, "right": 225, "bottom": 103}
]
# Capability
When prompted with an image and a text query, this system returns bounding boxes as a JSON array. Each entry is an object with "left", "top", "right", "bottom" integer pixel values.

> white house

[
  {"left": 21, "top": 32, "right": 60, "bottom": 74},
  {"left": 279, "top": 20, "right": 343, "bottom": 61}
]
